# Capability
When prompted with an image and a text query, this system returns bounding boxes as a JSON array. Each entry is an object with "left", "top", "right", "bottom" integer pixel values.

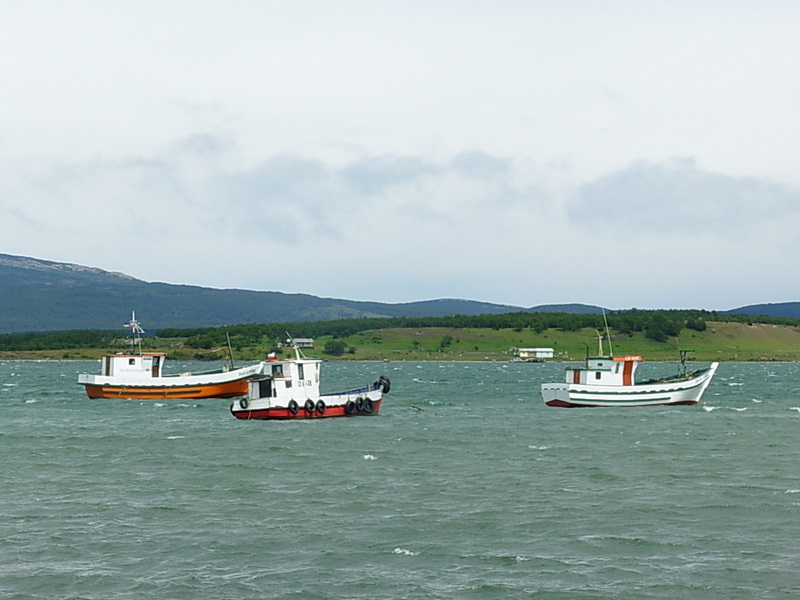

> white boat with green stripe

[{"left": 541, "top": 351, "right": 718, "bottom": 408}]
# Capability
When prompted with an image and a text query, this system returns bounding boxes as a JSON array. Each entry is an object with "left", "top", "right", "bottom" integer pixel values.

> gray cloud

[
  {"left": 3, "top": 139, "right": 798, "bottom": 308},
  {"left": 340, "top": 155, "right": 441, "bottom": 196},
  {"left": 569, "top": 159, "right": 800, "bottom": 235}
]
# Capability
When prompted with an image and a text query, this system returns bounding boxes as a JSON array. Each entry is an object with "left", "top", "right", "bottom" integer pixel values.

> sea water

[{"left": 2, "top": 359, "right": 800, "bottom": 599}]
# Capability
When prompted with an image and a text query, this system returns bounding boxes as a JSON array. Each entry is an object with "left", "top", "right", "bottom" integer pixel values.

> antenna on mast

[{"left": 124, "top": 311, "right": 145, "bottom": 354}]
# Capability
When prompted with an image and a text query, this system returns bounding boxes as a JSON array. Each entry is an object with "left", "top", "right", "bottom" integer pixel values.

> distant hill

[
  {"left": 527, "top": 303, "right": 604, "bottom": 314},
  {"left": 1, "top": 254, "right": 795, "bottom": 333},
  {"left": 0, "top": 254, "right": 529, "bottom": 332},
  {"left": 723, "top": 302, "right": 800, "bottom": 319}
]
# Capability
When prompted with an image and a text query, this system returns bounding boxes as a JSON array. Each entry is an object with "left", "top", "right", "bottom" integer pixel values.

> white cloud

[{"left": 2, "top": 1, "right": 800, "bottom": 310}]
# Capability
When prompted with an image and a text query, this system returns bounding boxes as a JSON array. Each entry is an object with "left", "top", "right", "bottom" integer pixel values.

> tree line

[{"left": 1, "top": 309, "right": 797, "bottom": 352}]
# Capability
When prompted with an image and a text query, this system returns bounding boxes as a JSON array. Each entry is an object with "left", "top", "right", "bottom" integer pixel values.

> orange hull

[{"left": 83, "top": 379, "right": 249, "bottom": 400}]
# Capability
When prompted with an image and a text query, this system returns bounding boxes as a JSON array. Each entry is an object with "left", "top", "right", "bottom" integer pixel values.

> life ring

[
  {"left": 316, "top": 400, "right": 326, "bottom": 415},
  {"left": 355, "top": 397, "right": 365, "bottom": 412},
  {"left": 362, "top": 398, "right": 374, "bottom": 414},
  {"left": 345, "top": 400, "right": 356, "bottom": 415},
  {"left": 304, "top": 399, "right": 315, "bottom": 413},
  {"left": 288, "top": 400, "right": 299, "bottom": 415},
  {"left": 240, "top": 397, "right": 249, "bottom": 409}
]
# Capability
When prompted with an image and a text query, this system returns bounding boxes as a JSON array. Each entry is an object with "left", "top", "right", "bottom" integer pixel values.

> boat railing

[
  {"left": 638, "top": 365, "right": 711, "bottom": 385},
  {"left": 161, "top": 365, "right": 252, "bottom": 378},
  {"left": 320, "top": 383, "right": 377, "bottom": 398}
]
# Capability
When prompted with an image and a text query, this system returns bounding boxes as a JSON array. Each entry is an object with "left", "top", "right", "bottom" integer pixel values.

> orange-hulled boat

[{"left": 77, "top": 312, "right": 263, "bottom": 400}]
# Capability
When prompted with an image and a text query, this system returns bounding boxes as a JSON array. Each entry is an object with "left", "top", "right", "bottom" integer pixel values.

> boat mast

[
  {"left": 678, "top": 349, "right": 692, "bottom": 377},
  {"left": 602, "top": 308, "right": 614, "bottom": 356},
  {"left": 595, "top": 329, "right": 604, "bottom": 357},
  {"left": 225, "top": 331, "right": 236, "bottom": 370},
  {"left": 285, "top": 331, "right": 305, "bottom": 360}
]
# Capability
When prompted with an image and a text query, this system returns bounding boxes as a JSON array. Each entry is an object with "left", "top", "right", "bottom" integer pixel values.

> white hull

[{"left": 542, "top": 363, "right": 718, "bottom": 407}]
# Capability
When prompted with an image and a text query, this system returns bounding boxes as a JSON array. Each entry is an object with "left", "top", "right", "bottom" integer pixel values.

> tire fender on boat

[
  {"left": 362, "top": 398, "right": 374, "bottom": 414},
  {"left": 288, "top": 399, "right": 299, "bottom": 415},
  {"left": 376, "top": 376, "right": 391, "bottom": 394},
  {"left": 345, "top": 400, "right": 356, "bottom": 415},
  {"left": 304, "top": 399, "right": 315, "bottom": 413},
  {"left": 316, "top": 400, "right": 326, "bottom": 415},
  {"left": 240, "top": 397, "right": 249, "bottom": 409},
  {"left": 355, "top": 397, "right": 365, "bottom": 412}
]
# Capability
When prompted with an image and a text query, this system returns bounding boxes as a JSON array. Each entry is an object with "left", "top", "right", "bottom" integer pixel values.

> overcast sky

[{"left": 2, "top": 1, "right": 799, "bottom": 310}]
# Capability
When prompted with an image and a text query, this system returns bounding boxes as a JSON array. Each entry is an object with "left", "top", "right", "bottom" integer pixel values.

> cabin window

[
  {"left": 615, "top": 363, "right": 620, "bottom": 373},
  {"left": 272, "top": 364, "right": 283, "bottom": 377},
  {"left": 258, "top": 380, "right": 272, "bottom": 398},
  {"left": 129, "top": 358, "right": 135, "bottom": 365},
  {"left": 298, "top": 364, "right": 304, "bottom": 380},
  {"left": 595, "top": 371, "right": 602, "bottom": 380},
  {"left": 285, "top": 380, "right": 292, "bottom": 388}
]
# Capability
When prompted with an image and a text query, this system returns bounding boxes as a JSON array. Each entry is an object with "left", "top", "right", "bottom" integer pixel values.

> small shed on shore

[{"left": 512, "top": 347, "right": 554, "bottom": 361}]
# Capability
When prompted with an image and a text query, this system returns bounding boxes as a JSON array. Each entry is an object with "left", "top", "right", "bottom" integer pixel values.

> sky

[{"left": 2, "top": 1, "right": 799, "bottom": 311}]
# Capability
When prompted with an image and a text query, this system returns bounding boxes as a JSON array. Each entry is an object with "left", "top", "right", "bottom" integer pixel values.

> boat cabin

[
  {"left": 248, "top": 358, "right": 322, "bottom": 404},
  {"left": 565, "top": 356, "right": 641, "bottom": 386},
  {"left": 100, "top": 352, "right": 166, "bottom": 379}
]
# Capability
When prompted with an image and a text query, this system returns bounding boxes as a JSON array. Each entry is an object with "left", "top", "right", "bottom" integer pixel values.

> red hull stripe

[{"left": 231, "top": 400, "right": 382, "bottom": 420}]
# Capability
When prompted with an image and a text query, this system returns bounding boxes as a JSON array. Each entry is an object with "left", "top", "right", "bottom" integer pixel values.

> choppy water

[{"left": 3, "top": 359, "right": 800, "bottom": 599}]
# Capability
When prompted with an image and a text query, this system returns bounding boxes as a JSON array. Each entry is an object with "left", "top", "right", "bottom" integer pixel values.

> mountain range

[{"left": 0, "top": 253, "right": 797, "bottom": 333}]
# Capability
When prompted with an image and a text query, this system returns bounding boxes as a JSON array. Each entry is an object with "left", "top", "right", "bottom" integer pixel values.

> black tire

[
  {"left": 362, "top": 398, "right": 374, "bottom": 414},
  {"left": 240, "top": 397, "right": 249, "bottom": 409},
  {"left": 345, "top": 400, "right": 356, "bottom": 415},
  {"left": 316, "top": 400, "right": 326, "bottom": 415},
  {"left": 376, "top": 376, "right": 391, "bottom": 394},
  {"left": 355, "top": 397, "right": 365, "bottom": 412},
  {"left": 304, "top": 399, "right": 315, "bottom": 413},
  {"left": 288, "top": 399, "right": 299, "bottom": 415}
]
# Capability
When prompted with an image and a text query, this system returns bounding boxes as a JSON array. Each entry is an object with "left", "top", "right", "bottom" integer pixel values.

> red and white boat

[
  {"left": 77, "top": 313, "right": 263, "bottom": 400},
  {"left": 230, "top": 346, "right": 390, "bottom": 420}
]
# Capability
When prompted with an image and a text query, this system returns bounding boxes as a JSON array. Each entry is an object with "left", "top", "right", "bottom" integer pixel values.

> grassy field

[
  {"left": 304, "top": 322, "right": 800, "bottom": 363},
  {"left": 8, "top": 321, "right": 799, "bottom": 363}
]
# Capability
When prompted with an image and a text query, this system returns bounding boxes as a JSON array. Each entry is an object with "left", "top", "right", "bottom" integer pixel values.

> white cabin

[
  {"left": 564, "top": 356, "right": 641, "bottom": 386},
  {"left": 249, "top": 358, "right": 322, "bottom": 405},
  {"left": 100, "top": 352, "right": 166, "bottom": 380}
]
